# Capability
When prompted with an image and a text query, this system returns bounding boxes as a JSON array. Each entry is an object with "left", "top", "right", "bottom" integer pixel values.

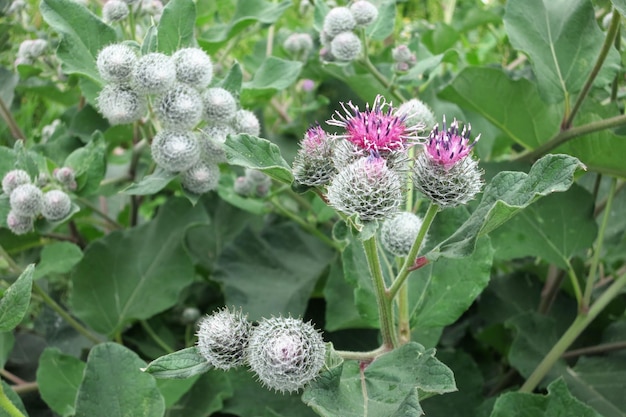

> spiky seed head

[
  {"left": 7, "top": 210, "right": 34, "bottom": 235},
  {"left": 155, "top": 84, "right": 203, "bottom": 130},
  {"left": 202, "top": 123, "right": 234, "bottom": 145},
  {"left": 349, "top": 0, "right": 378, "bottom": 26},
  {"left": 41, "top": 190, "right": 72, "bottom": 221},
  {"left": 323, "top": 7, "right": 356, "bottom": 38},
  {"left": 96, "top": 43, "right": 137, "bottom": 83},
  {"left": 198, "top": 130, "right": 227, "bottom": 164},
  {"left": 233, "top": 176, "right": 253, "bottom": 196},
  {"left": 10, "top": 184, "right": 43, "bottom": 216},
  {"left": 396, "top": 99, "right": 436, "bottom": 133},
  {"left": 172, "top": 48, "right": 213, "bottom": 89},
  {"left": 181, "top": 161, "right": 220, "bottom": 195},
  {"left": 231, "top": 109, "right": 260, "bottom": 136},
  {"left": 327, "top": 156, "right": 403, "bottom": 222},
  {"left": 141, "top": 0, "right": 163, "bottom": 18},
  {"left": 425, "top": 116, "right": 480, "bottom": 169},
  {"left": 380, "top": 212, "right": 425, "bottom": 256},
  {"left": 330, "top": 31, "right": 362, "bottom": 62},
  {"left": 102, "top": 0, "right": 129, "bottom": 22},
  {"left": 283, "top": 33, "right": 314, "bottom": 56},
  {"left": 97, "top": 84, "right": 147, "bottom": 125},
  {"left": 196, "top": 307, "right": 251, "bottom": 370},
  {"left": 2, "top": 169, "right": 31, "bottom": 195},
  {"left": 246, "top": 316, "right": 325, "bottom": 393},
  {"left": 53, "top": 167, "right": 77, "bottom": 190},
  {"left": 202, "top": 88, "right": 237, "bottom": 124},
  {"left": 132, "top": 52, "right": 176, "bottom": 95},
  {"left": 244, "top": 169, "right": 271, "bottom": 197},
  {"left": 17, "top": 39, "right": 48, "bottom": 60},
  {"left": 151, "top": 130, "right": 200, "bottom": 172},
  {"left": 292, "top": 125, "right": 337, "bottom": 187}
]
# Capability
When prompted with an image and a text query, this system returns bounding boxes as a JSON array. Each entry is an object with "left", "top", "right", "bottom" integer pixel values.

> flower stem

[
  {"left": 76, "top": 197, "right": 124, "bottom": 230},
  {"left": 0, "top": 100, "right": 25, "bottom": 144},
  {"left": 357, "top": 30, "right": 406, "bottom": 103},
  {"left": 0, "top": 383, "right": 25, "bottom": 417},
  {"left": 520, "top": 270, "right": 626, "bottom": 392},
  {"left": 388, "top": 202, "right": 439, "bottom": 299},
  {"left": 140, "top": 320, "right": 174, "bottom": 354},
  {"left": 335, "top": 345, "right": 389, "bottom": 362},
  {"left": 362, "top": 235, "right": 397, "bottom": 349}
]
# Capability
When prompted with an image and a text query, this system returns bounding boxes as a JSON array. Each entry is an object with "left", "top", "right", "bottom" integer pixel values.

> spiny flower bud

[
  {"left": 155, "top": 84, "right": 203, "bottom": 130},
  {"left": 327, "top": 156, "right": 403, "bottom": 222},
  {"left": 2, "top": 169, "right": 31, "bottom": 195},
  {"left": 10, "top": 184, "right": 43, "bottom": 216},
  {"left": 17, "top": 39, "right": 47, "bottom": 61},
  {"left": 196, "top": 307, "right": 251, "bottom": 370},
  {"left": 42, "top": 190, "right": 72, "bottom": 221},
  {"left": 7, "top": 210, "right": 34, "bottom": 235},
  {"left": 97, "top": 84, "right": 147, "bottom": 125},
  {"left": 53, "top": 167, "right": 77, "bottom": 190},
  {"left": 381, "top": 212, "right": 425, "bottom": 257},
  {"left": 292, "top": 125, "right": 336, "bottom": 187},
  {"left": 103, "top": 0, "right": 129, "bottom": 22},
  {"left": 391, "top": 44, "right": 414, "bottom": 63},
  {"left": 349, "top": 0, "right": 378, "bottom": 26},
  {"left": 330, "top": 31, "right": 361, "bottom": 62},
  {"left": 231, "top": 109, "right": 260, "bottom": 136},
  {"left": 246, "top": 316, "right": 325, "bottom": 393},
  {"left": 233, "top": 176, "right": 253, "bottom": 196},
  {"left": 202, "top": 123, "right": 233, "bottom": 145},
  {"left": 181, "top": 161, "right": 220, "bottom": 195},
  {"left": 198, "top": 130, "right": 227, "bottom": 164},
  {"left": 202, "top": 87, "right": 237, "bottom": 124},
  {"left": 323, "top": 7, "right": 356, "bottom": 38},
  {"left": 396, "top": 99, "right": 436, "bottom": 133},
  {"left": 151, "top": 130, "right": 200, "bottom": 172},
  {"left": 283, "top": 33, "right": 314, "bottom": 56},
  {"left": 244, "top": 169, "right": 271, "bottom": 197},
  {"left": 412, "top": 117, "right": 483, "bottom": 208},
  {"left": 172, "top": 48, "right": 213, "bottom": 89},
  {"left": 181, "top": 307, "right": 201, "bottom": 324},
  {"left": 96, "top": 43, "right": 137, "bottom": 83},
  {"left": 132, "top": 52, "right": 176, "bottom": 95}
]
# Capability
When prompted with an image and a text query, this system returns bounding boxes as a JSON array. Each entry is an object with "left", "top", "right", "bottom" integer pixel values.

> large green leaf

[
  {"left": 503, "top": 0, "right": 619, "bottom": 103},
  {"left": 365, "top": 0, "right": 395, "bottom": 41},
  {"left": 143, "top": 347, "right": 212, "bottom": 379},
  {"left": 611, "top": 0, "right": 626, "bottom": 15},
  {"left": 491, "top": 185, "right": 597, "bottom": 269},
  {"left": 431, "top": 154, "right": 584, "bottom": 260},
  {"left": 157, "top": 0, "right": 196, "bottom": 55},
  {"left": 223, "top": 134, "right": 294, "bottom": 184},
  {"left": 242, "top": 57, "right": 302, "bottom": 97},
  {"left": 490, "top": 379, "right": 601, "bottom": 417},
  {"left": 0, "top": 66, "right": 18, "bottom": 106},
  {"left": 0, "top": 264, "right": 33, "bottom": 332},
  {"left": 70, "top": 198, "right": 209, "bottom": 335},
  {"left": 123, "top": 168, "right": 177, "bottom": 196},
  {"left": 34, "top": 242, "right": 83, "bottom": 279},
  {"left": 40, "top": 0, "right": 115, "bottom": 83},
  {"left": 164, "top": 372, "right": 232, "bottom": 417},
  {"left": 64, "top": 132, "right": 106, "bottom": 196},
  {"left": 37, "top": 348, "right": 86, "bottom": 417},
  {"left": 214, "top": 223, "right": 333, "bottom": 321},
  {"left": 74, "top": 343, "right": 164, "bottom": 417},
  {"left": 303, "top": 342, "right": 456, "bottom": 416}
]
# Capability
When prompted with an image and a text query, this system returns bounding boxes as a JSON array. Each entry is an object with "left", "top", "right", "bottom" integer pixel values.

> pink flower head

[
  {"left": 327, "top": 95, "right": 423, "bottom": 153},
  {"left": 425, "top": 116, "right": 480, "bottom": 170},
  {"left": 302, "top": 124, "right": 330, "bottom": 154}
]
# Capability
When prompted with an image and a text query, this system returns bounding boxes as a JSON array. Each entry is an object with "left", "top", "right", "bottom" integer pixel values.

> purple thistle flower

[
  {"left": 426, "top": 116, "right": 480, "bottom": 170},
  {"left": 327, "top": 95, "right": 423, "bottom": 153},
  {"left": 302, "top": 124, "right": 330, "bottom": 153}
]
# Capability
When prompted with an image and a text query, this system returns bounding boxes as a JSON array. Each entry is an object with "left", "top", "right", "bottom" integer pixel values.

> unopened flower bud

[
  {"left": 155, "top": 84, "right": 203, "bottom": 130},
  {"left": 381, "top": 212, "right": 425, "bottom": 256},
  {"left": 197, "top": 307, "right": 251, "bottom": 370},
  {"left": 54, "top": 167, "right": 77, "bottom": 190},
  {"left": 151, "top": 130, "right": 200, "bottom": 172},
  {"left": 396, "top": 99, "right": 436, "bottom": 133},
  {"left": 17, "top": 39, "right": 47, "bottom": 61},
  {"left": 42, "top": 190, "right": 72, "bottom": 221},
  {"left": 246, "top": 316, "right": 325, "bottom": 393},
  {"left": 172, "top": 48, "right": 213, "bottom": 89},
  {"left": 349, "top": 0, "right": 378, "bottom": 26},
  {"left": 330, "top": 31, "right": 361, "bottom": 62},
  {"left": 283, "top": 33, "right": 314, "bottom": 56},
  {"left": 391, "top": 44, "right": 413, "bottom": 63},
  {"left": 96, "top": 43, "right": 137, "bottom": 83},
  {"left": 7, "top": 210, "right": 34, "bottom": 235},
  {"left": 412, "top": 117, "right": 483, "bottom": 207},
  {"left": 323, "top": 7, "right": 356, "bottom": 38},
  {"left": 10, "top": 184, "right": 43, "bottom": 216},
  {"left": 181, "top": 307, "right": 200, "bottom": 324},
  {"left": 2, "top": 169, "right": 31, "bottom": 195},
  {"left": 233, "top": 176, "right": 253, "bottom": 196},
  {"left": 181, "top": 161, "right": 220, "bottom": 195},
  {"left": 327, "top": 156, "right": 402, "bottom": 222},
  {"left": 202, "top": 88, "right": 237, "bottom": 124},
  {"left": 231, "top": 109, "right": 260, "bottom": 136},
  {"left": 97, "top": 84, "right": 147, "bottom": 125},
  {"left": 132, "top": 52, "right": 176, "bottom": 95},
  {"left": 293, "top": 125, "right": 336, "bottom": 187},
  {"left": 198, "top": 130, "right": 227, "bottom": 164},
  {"left": 103, "top": 0, "right": 129, "bottom": 22},
  {"left": 244, "top": 169, "right": 271, "bottom": 197}
]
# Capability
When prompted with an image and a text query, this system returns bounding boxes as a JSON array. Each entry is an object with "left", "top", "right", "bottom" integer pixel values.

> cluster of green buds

[
  {"left": 2, "top": 167, "right": 76, "bottom": 235},
  {"left": 391, "top": 44, "right": 417, "bottom": 72},
  {"left": 101, "top": 0, "right": 162, "bottom": 24},
  {"left": 319, "top": 0, "right": 378, "bottom": 62},
  {"left": 196, "top": 308, "right": 326, "bottom": 393}
]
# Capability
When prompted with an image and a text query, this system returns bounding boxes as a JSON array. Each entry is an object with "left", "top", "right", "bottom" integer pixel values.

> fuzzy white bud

[
  {"left": 96, "top": 43, "right": 138, "bottom": 83},
  {"left": 172, "top": 48, "right": 213, "bottom": 89},
  {"left": 323, "top": 7, "right": 356, "bottom": 38},
  {"left": 231, "top": 109, "right": 260, "bottom": 136},
  {"left": 132, "top": 52, "right": 176, "bottom": 95},
  {"left": 197, "top": 307, "right": 251, "bottom": 370},
  {"left": 396, "top": 99, "right": 436, "bottom": 132},
  {"left": 2, "top": 169, "right": 31, "bottom": 195},
  {"left": 202, "top": 88, "right": 237, "bottom": 124},
  {"left": 155, "top": 84, "right": 203, "bottom": 130},
  {"left": 17, "top": 39, "right": 48, "bottom": 61},
  {"left": 97, "top": 84, "right": 147, "bottom": 125},
  {"left": 42, "top": 190, "right": 72, "bottom": 221},
  {"left": 151, "top": 130, "right": 200, "bottom": 172},
  {"left": 381, "top": 212, "right": 425, "bottom": 256},
  {"left": 103, "top": 0, "right": 129, "bottom": 22},
  {"left": 349, "top": 0, "right": 378, "bottom": 26},
  {"left": 180, "top": 161, "right": 220, "bottom": 195},
  {"left": 330, "top": 31, "right": 362, "bottom": 62},
  {"left": 7, "top": 210, "right": 34, "bottom": 235},
  {"left": 10, "top": 184, "right": 43, "bottom": 217},
  {"left": 198, "top": 129, "right": 227, "bottom": 164}
]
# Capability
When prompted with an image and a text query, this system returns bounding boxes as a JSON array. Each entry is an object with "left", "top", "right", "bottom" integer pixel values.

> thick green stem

[
  {"left": 362, "top": 236, "right": 397, "bottom": 349},
  {"left": 563, "top": 10, "right": 621, "bottom": 129},
  {"left": 582, "top": 177, "right": 617, "bottom": 310},
  {"left": 564, "top": 261, "right": 583, "bottom": 308},
  {"left": 335, "top": 346, "right": 389, "bottom": 362},
  {"left": 388, "top": 203, "right": 439, "bottom": 299},
  {"left": 0, "top": 99, "right": 25, "bottom": 144},
  {"left": 520, "top": 271, "right": 626, "bottom": 392},
  {"left": 0, "top": 383, "right": 25, "bottom": 417}
]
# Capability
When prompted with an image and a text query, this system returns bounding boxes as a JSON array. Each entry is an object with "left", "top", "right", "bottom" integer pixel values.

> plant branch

[
  {"left": 357, "top": 30, "right": 406, "bottom": 103},
  {"left": 562, "top": 340, "right": 626, "bottom": 359},
  {"left": 76, "top": 197, "right": 123, "bottom": 230},
  {"left": 140, "top": 320, "right": 174, "bottom": 354},
  {"left": 0, "top": 99, "right": 25, "bottom": 144},
  {"left": 335, "top": 345, "right": 389, "bottom": 362},
  {"left": 0, "top": 383, "right": 26, "bottom": 417}
]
